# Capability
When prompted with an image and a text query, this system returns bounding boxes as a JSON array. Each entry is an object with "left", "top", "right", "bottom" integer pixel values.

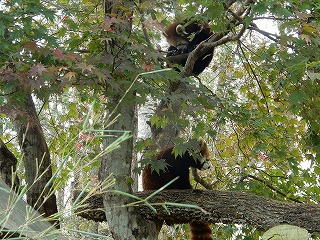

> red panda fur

[
  {"left": 142, "top": 139, "right": 213, "bottom": 239},
  {"left": 164, "top": 20, "right": 211, "bottom": 48},
  {"left": 163, "top": 19, "right": 214, "bottom": 75},
  {"left": 190, "top": 222, "right": 213, "bottom": 240}
]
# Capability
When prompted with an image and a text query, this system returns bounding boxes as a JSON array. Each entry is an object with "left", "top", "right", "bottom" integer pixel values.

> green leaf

[
  {"left": 68, "top": 103, "right": 78, "bottom": 119},
  {"left": 289, "top": 91, "right": 306, "bottom": 105},
  {"left": 262, "top": 225, "right": 309, "bottom": 240},
  {"left": 149, "top": 159, "right": 169, "bottom": 175}
]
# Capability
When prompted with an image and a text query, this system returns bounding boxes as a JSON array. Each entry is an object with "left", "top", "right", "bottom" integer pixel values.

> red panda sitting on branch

[
  {"left": 164, "top": 19, "right": 214, "bottom": 75},
  {"left": 142, "top": 139, "right": 213, "bottom": 240}
]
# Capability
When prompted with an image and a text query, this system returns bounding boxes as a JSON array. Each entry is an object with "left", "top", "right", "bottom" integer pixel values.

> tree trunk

[
  {"left": 12, "top": 93, "right": 58, "bottom": 226},
  {"left": 97, "top": 0, "right": 163, "bottom": 238},
  {"left": 99, "top": 95, "right": 161, "bottom": 239},
  {"left": 0, "top": 139, "right": 20, "bottom": 191}
]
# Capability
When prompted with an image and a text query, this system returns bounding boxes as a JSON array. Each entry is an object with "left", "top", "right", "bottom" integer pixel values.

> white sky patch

[{"left": 254, "top": 18, "right": 279, "bottom": 35}]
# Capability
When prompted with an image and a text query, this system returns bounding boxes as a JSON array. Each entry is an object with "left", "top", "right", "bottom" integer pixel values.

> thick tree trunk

[
  {"left": 99, "top": 96, "right": 161, "bottom": 239},
  {"left": 98, "top": 0, "right": 163, "bottom": 238},
  {"left": 12, "top": 93, "right": 58, "bottom": 225}
]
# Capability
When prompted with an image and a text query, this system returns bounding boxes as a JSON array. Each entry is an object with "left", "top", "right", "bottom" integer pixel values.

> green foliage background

[{"left": 0, "top": 0, "right": 319, "bottom": 238}]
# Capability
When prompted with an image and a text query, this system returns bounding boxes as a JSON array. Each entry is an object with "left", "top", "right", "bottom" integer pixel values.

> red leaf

[
  {"left": 23, "top": 42, "right": 38, "bottom": 51},
  {"left": 53, "top": 48, "right": 65, "bottom": 60}
]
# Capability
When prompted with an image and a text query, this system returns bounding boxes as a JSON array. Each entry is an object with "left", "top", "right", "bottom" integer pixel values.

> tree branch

[
  {"left": 182, "top": 23, "right": 247, "bottom": 77},
  {"left": 191, "top": 168, "right": 214, "bottom": 190},
  {"left": 248, "top": 26, "right": 279, "bottom": 42},
  {"left": 238, "top": 41, "right": 270, "bottom": 113},
  {"left": 10, "top": 92, "right": 59, "bottom": 226},
  {"left": 244, "top": 174, "right": 302, "bottom": 203},
  {"left": 74, "top": 190, "right": 320, "bottom": 234},
  {"left": 181, "top": 0, "right": 254, "bottom": 77}
]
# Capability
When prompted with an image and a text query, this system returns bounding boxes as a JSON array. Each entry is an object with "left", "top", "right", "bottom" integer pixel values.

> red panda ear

[
  {"left": 198, "top": 138, "right": 205, "bottom": 148},
  {"left": 176, "top": 24, "right": 188, "bottom": 36}
]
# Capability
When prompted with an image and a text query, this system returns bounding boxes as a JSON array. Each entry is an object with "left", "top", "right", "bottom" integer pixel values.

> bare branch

[
  {"left": 238, "top": 42, "right": 270, "bottom": 113},
  {"left": 182, "top": 23, "right": 247, "bottom": 77},
  {"left": 181, "top": 0, "right": 255, "bottom": 77},
  {"left": 252, "top": 16, "right": 294, "bottom": 21},
  {"left": 191, "top": 168, "right": 213, "bottom": 190},
  {"left": 249, "top": 26, "right": 280, "bottom": 42}
]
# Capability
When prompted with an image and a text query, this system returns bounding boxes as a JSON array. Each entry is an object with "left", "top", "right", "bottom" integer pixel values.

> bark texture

[
  {"left": 12, "top": 93, "right": 58, "bottom": 225},
  {"left": 99, "top": 95, "right": 162, "bottom": 239},
  {"left": 97, "top": 0, "right": 164, "bottom": 238},
  {"left": 74, "top": 189, "right": 320, "bottom": 234},
  {"left": 0, "top": 139, "right": 20, "bottom": 191}
]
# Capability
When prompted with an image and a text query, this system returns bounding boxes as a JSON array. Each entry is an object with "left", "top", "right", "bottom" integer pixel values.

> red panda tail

[{"left": 189, "top": 222, "right": 213, "bottom": 240}]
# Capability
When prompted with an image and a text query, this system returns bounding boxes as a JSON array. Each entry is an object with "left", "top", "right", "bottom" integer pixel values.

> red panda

[
  {"left": 189, "top": 222, "right": 213, "bottom": 240},
  {"left": 142, "top": 139, "right": 213, "bottom": 240},
  {"left": 164, "top": 19, "right": 214, "bottom": 75}
]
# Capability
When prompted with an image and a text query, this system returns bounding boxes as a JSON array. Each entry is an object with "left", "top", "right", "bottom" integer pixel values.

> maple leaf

[
  {"left": 300, "top": 34, "right": 312, "bottom": 44},
  {"left": 53, "top": 48, "right": 65, "bottom": 60},
  {"left": 150, "top": 159, "right": 169, "bottom": 175},
  {"left": 38, "top": 47, "right": 51, "bottom": 57},
  {"left": 142, "top": 63, "right": 154, "bottom": 71},
  {"left": 80, "top": 133, "right": 95, "bottom": 141},
  {"left": 23, "top": 42, "right": 38, "bottom": 51},
  {"left": 94, "top": 70, "right": 109, "bottom": 81},
  {"left": 103, "top": 16, "right": 118, "bottom": 32},
  {"left": 258, "top": 151, "right": 267, "bottom": 161},
  {"left": 76, "top": 62, "right": 95, "bottom": 73},
  {"left": 64, "top": 71, "right": 77, "bottom": 80},
  {"left": 302, "top": 23, "right": 318, "bottom": 36},
  {"left": 66, "top": 52, "right": 79, "bottom": 61},
  {"left": 29, "top": 64, "right": 47, "bottom": 76},
  {"left": 75, "top": 142, "right": 82, "bottom": 151},
  {"left": 37, "top": 64, "right": 47, "bottom": 75}
]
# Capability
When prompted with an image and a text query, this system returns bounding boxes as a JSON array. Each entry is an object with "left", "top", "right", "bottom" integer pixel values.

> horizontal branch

[{"left": 74, "top": 189, "right": 320, "bottom": 233}]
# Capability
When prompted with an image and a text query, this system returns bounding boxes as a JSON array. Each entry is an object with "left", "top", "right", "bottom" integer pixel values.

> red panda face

[
  {"left": 188, "top": 139, "right": 212, "bottom": 170},
  {"left": 164, "top": 20, "right": 209, "bottom": 47},
  {"left": 199, "top": 157, "right": 211, "bottom": 170},
  {"left": 198, "top": 139, "right": 212, "bottom": 170},
  {"left": 191, "top": 153, "right": 211, "bottom": 170},
  {"left": 164, "top": 21, "right": 189, "bottom": 47}
]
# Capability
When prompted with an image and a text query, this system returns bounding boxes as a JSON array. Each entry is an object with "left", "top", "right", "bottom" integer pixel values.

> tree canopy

[{"left": 0, "top": 0, "right": 320, "bottom": 239}]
